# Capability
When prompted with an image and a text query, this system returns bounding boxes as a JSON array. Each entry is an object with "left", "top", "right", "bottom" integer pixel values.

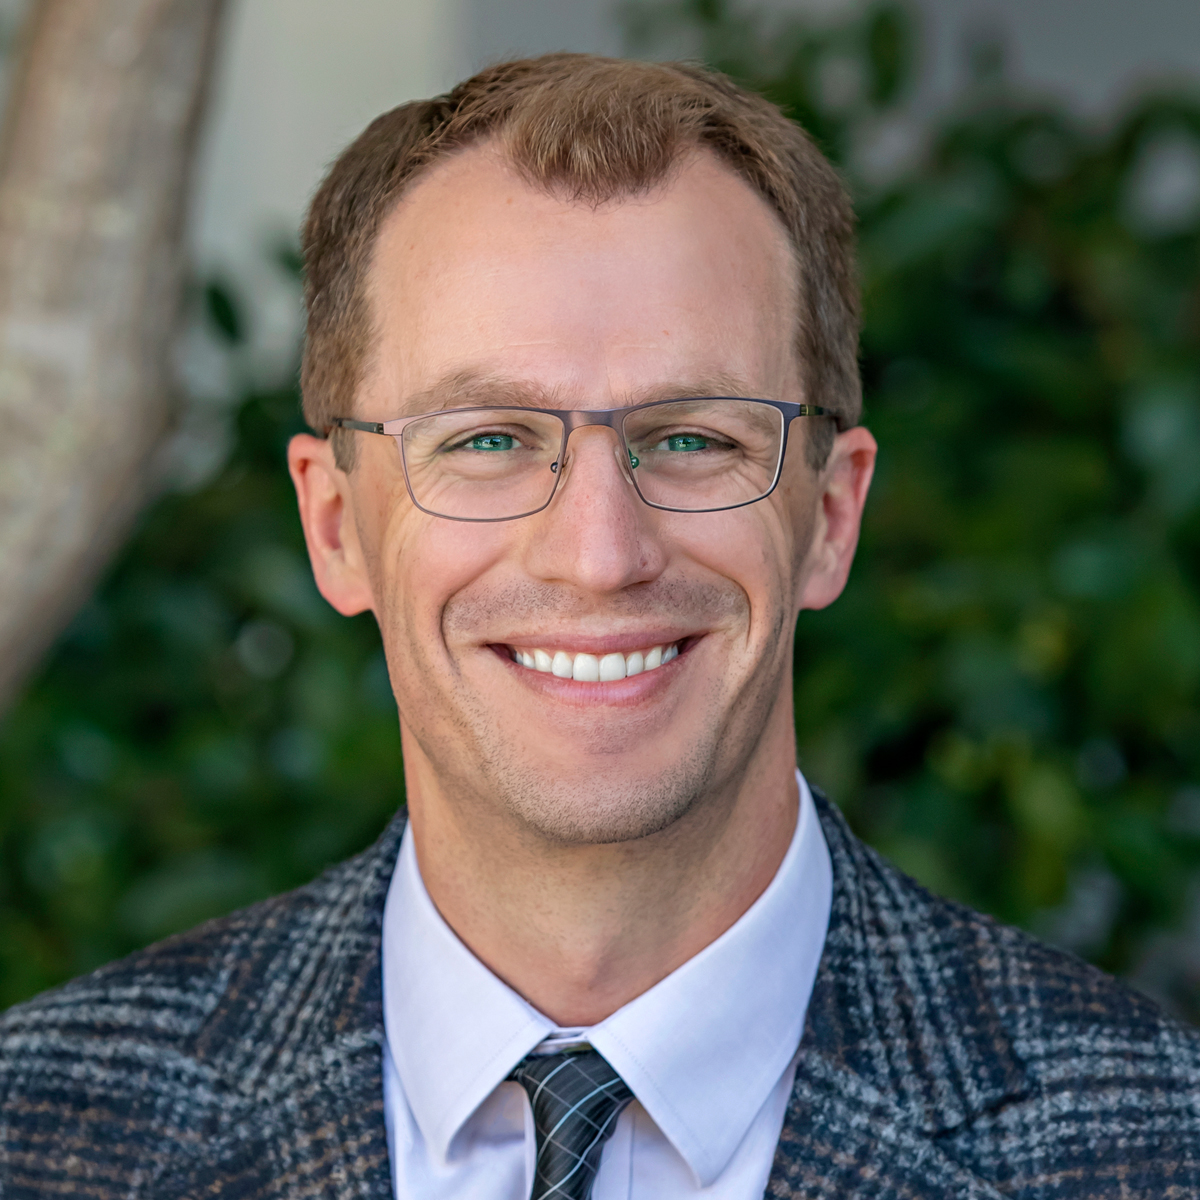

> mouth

[{"left": 504, "top": 640, "right": 685, "bottom": 682}]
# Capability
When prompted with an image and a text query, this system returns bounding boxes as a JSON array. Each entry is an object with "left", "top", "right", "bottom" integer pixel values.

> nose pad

[
  {"left": 549, "top": 427, "right": 638, "bottom": 496},
  {"left": 616, "top": 441, "right": 640, "bottom": 481}
]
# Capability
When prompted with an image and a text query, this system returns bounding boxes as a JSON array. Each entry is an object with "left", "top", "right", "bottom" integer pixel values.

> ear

[
  {"left": 797, "top": 425, "right": 877, "bottom": 612},
  {"left": 287, "top": 433, "right": 375, "bottom": 617}
]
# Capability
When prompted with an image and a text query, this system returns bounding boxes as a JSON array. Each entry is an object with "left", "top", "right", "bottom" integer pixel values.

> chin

[{"left": 489, "top": 759, "right": 717, "bottom": 847}]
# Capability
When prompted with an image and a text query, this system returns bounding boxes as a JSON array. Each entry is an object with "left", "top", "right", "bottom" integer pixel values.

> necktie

[{"left": 508, "top": 1048, "right": 634, "bottom": 1200}]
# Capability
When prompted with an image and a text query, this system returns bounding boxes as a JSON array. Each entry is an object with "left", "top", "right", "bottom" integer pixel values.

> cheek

[
  {"left": 777, "top": 469, "right": 820, "bottom": 592},
  {"left": 372, "top": 513, "right": 511, "bottom": 665},
  {"left": 668, "top": 508, "right": 797, "bottom": 638}
]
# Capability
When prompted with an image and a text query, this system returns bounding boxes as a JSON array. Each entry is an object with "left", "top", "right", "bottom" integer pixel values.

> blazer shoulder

[
  {"left": 4, "top": 882, "right": 303, "bottom": 1059},
  {"left": 0, "top": 818, "right": 399, "bottom": 1100},
  {"left": 810, "top": 786, "right": 1200, "bottom": 1129},
  {"left": 814, "top": 787, "right": 1198, "bottom": 1049},
  {"left": 943, "top": 880, "right": 1199, "bottom": 1056},
  {"left": 896, "top": 859, "right": 1200, "bottom": 1192},
  {"left": 0, "top": 824, "right": 401, "bottom": 1198},
  {"left": 952, "top": 889, "right": 1200, "bottom": 1093}
]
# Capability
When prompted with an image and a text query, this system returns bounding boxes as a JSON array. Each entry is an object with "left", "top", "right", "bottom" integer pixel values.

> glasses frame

[{"left": 328, "top": 396, "right": 843, "bottom": 522}]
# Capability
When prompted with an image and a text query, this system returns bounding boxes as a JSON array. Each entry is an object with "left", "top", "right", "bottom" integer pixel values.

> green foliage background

[{"left": 3, "top": 1, "right": 1200, "bottom": 1015}]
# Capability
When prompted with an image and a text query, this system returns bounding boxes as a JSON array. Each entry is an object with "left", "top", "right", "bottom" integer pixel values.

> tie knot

[{"left": 508, "top": 1048, "right": 634, "bottom": 1200}]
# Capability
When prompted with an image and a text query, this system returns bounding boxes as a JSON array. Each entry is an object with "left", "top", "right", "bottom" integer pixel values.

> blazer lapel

[
  {"left": 178, "top": 809, "right": 407, "bottom": 1198},
  {"left": 765, "top": 792, "right": 1031, "bottom": 1199},
  {"left": 767, "top": 1058, "right": 1012, "bottom": 1198}
]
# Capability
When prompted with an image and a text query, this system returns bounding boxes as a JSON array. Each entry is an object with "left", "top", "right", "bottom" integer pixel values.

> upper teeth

[{"left": 512, "top": 643, "right": 680, "bottom": 681}]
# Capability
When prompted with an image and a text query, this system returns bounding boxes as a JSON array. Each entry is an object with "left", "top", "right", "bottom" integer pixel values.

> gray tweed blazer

[{"left": 3, "top": 792, "right": 1200, "bottom": 1198}]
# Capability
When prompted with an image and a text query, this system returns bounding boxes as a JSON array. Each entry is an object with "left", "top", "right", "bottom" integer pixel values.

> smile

[{"left": 508, "top": 642, "right": 682, "bottom": 682}]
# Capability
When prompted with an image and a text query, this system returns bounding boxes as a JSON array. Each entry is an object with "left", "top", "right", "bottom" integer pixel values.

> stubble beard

[
  {"left": 394, "top": 577, "right": 790, "bottom": 848},
  {"left": 413, "top": 637, "right": 788, "bottom": 849},
  {"left": 475, "top": 722, "right": 724, "bottom": 846}
]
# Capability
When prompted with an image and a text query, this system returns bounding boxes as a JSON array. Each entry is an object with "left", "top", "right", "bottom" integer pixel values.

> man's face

[{"left": 295, "top": 146, "right": 869, "bottom": 845}]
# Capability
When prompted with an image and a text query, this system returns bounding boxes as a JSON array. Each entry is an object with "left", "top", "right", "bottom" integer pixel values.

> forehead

[{"left": 362, "top": 144, "right": 800, "bottom": 413}]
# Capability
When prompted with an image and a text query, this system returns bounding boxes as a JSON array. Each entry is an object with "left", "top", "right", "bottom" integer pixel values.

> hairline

[{"left": 339, "top": 142, "right": 814, "bottom": 464}]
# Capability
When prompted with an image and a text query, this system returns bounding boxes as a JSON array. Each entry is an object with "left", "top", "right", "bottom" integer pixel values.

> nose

[{"left": 521, "top": 426, "right": 666, "bottom": 594}]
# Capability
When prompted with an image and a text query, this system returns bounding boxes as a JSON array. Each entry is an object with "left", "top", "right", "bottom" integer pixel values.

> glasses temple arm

[{"left": 327, "top": 417, "right": 386, "bottom": 435}]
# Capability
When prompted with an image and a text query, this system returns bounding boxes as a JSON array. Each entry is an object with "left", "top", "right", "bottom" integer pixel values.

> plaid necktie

[{"left": 509, "top": 1048, "right": 634, "bottom": 1200}]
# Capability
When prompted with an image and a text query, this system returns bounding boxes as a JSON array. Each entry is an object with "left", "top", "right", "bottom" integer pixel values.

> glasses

[{"left": 329, "top": 396, "right": 841, "bottom": 522}]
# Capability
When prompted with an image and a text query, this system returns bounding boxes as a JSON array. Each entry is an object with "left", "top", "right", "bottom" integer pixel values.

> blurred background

[{"left": 1, "top": 0, "right": 1199, "bottom": 1017}]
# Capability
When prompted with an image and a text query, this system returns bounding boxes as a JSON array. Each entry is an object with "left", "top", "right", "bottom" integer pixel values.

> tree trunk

[{"left": 0, "top": 0, "right": 225, "bottom": 713}]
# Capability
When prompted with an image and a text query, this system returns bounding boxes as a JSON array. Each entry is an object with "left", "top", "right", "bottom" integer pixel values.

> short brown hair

[{"left": 301, "top": 53, "right": 860, "bottom": 469}]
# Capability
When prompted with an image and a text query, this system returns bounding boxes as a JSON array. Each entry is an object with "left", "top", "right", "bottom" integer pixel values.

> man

[{"left": 2, "top": 53, "right": 1199, "bottom": 1200}]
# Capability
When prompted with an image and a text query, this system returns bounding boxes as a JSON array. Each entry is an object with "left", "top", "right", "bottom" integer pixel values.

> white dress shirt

[{"left": 381, "top": 771, "right": 832, "bottom": 1199}]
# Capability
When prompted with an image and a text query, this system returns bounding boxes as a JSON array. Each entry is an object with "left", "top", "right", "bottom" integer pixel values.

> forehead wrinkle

[
  {"left": 398, "top": 369, "right": 566, "bottom": 415},
  {"left": 397, "top": 368, "right": 768, "bottom": 417},
  {"left": 629, "top": 373, "right": 763, "bottom": 405}
]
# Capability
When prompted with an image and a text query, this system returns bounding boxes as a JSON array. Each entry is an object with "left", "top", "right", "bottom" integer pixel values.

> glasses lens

[
  {"left": 400, "top": 408, "right": 564, "bottom": 519},
  {"left": 621, "top": 399, "right": 784, "bottom": 512}
]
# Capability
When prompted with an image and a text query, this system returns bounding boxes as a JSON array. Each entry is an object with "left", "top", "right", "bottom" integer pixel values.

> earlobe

[
  {"left": 287, "top": 433, "right": 375, "bottom": 617},
  {"left": 797, "top": 426, "right": 877, "bottom": 612}
]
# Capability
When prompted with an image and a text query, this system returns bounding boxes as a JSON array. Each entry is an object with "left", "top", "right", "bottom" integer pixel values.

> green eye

[
  {"left": 471, "top": 433, "right": 515, "bottom": 451},
  {"left": 666, "top": 433, "right": 709, "bottom": 452}
]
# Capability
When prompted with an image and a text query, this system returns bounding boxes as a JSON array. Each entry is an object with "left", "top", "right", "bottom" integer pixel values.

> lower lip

[{"left": 490, "top": 642, "right": 693, "bottom": 706}]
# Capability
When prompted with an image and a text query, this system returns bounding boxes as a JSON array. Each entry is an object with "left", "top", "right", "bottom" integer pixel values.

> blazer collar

[{"left": 765, "top": 790, "right": 1031, "bottom": 1197}]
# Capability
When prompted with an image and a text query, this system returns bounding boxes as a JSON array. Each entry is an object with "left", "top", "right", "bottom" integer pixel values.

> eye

[
  {"left": 665, "top": 433, "right": 710, "bottom": 452},
  {"left": 469, "top": 433, "right": 515, "bottom": 451},
  {"left": 442, "top": 429, "right": 523, "bottom": 454}
]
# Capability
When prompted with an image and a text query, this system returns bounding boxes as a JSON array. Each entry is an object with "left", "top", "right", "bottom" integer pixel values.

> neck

[{"left": 401, "top": 704, "right": 799, "bottom": 1027}]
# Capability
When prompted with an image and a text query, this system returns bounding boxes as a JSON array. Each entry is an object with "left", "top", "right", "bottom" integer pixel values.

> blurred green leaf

[
  {"left": 865, "top": 4, "right": 912, "bottom": 107},
  {"left": 204, "top": 281, "right": 244, "bottom": 344}
]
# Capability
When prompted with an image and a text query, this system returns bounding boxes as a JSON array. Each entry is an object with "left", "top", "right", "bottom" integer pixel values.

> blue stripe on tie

[{"left": 509, "top": 1049, "right": 635, "bottom": 1200}]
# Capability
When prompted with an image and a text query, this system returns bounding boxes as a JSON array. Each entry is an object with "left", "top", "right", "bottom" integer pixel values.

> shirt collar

[
  {"left": 382, "top": 830, "right": 552, "bottom": 1162},
  {"left": 382, "top": 770, "right": 832, "bottom": 1185}
]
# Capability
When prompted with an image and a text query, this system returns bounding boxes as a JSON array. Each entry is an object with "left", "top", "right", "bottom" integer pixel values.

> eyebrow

[{"left": 397, "top": 368, "right": 761, "bottom": 414}]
